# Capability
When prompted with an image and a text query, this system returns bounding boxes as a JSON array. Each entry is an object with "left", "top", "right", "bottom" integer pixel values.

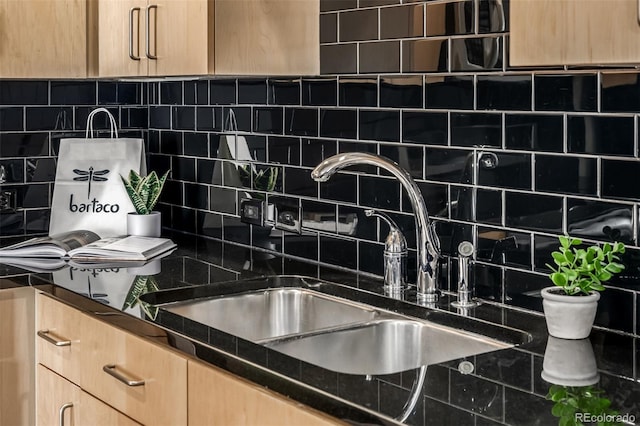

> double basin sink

[{"left": 141, "top": 276, "right": 530, "bottom": 375}]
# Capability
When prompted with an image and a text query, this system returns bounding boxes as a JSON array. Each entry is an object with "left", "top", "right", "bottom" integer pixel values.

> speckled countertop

[{"left": 2, "top": 232, "right": 639, "bottom": 426}]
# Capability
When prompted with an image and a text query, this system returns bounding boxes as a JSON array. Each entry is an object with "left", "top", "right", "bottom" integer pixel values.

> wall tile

[
  {"left": 238, "top": 80, "right": 267, "bottom": 105},
  {"left": 505, "top": 192, "right": 562, "bottom": 233},
  {"left": 268, "top": 79, "right": 301, "bottom": 106},
  {"left": 339, "top": 9, "right": 378, "bottom": 42},
  {"left": 477, "top": 75, "right": 531, "bottom": 111},
  {"left": 601, "top": 72, "right": 640, "bottom": 112},
  {"left": 402, "top": 39, "right": 448, "bottom": 73},
  {"left": 320, "top": 13, "right": 338, "bottom": 43},
  {"left": 534, "top": 74, "right": 597, "bottom": 112},
  {"left": 320, "top": 109, "right": 357, "bottom": 139},
  {"left": 426, "top": 1, "right": 474, "bottom": 36},
  {"left": 0, "top": 81, "right": 48, "bottom": 105},
  {"left": 210, "top": 80, "right": 237, "bottom": 105},
  {"left": 285, "top": 108, "right": 318, "bottom": 137},
  {"left": 403, "top": 111, "right": 447, "bottom": 145},
  {"left": 451, "top": 112, "right": 502, "bottom": 147},
  {"left": 321, "top": 44, "right": 358, "bottom": 74},
  {"left": 339, "top": 77, "right": 378, "bottom": 107},
  {"left": 450, "top": 37, "right": 503, "bottom": 71},
  {"left": 380, "top": 4, "right": 424, "bottom": 39},
  {"left": 360, "top": 42, "right": 401, "bottom": 74},
  {"left": 568, "top": 115, "right": 635, "bottom": 156},
  {"left": 505, "top": 114, "right": 563, "bottom": 152},
  {"left": 425, "top": 76, "right": 473, "bottom": 110},
  {"left": 380, "top": 76, "right": 422, "bottom": 108},
  {"left": 359, "top": 110, "right": 400, "bottom": 142},
  {"left": 535, "top": 155, "right": 597, "bottom": 196},
  {"left": 0, "top": 108, "right": 24, "bottom": 131}
]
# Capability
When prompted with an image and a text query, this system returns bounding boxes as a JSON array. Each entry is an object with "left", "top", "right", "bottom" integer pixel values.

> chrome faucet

[{"left": 311, "top": 153, "right": 441, "bottom": 303}]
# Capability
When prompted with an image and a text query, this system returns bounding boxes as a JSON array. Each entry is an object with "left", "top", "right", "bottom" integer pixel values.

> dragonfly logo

[
  {"left": 68, "top": 166, "right": 120, "bottom": 214},
  {"left": 73, "top": 167, "right": 110, "bottom": 198}
]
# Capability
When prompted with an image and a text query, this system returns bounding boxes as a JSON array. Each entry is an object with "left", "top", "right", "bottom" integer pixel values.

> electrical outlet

[{"left": 0, "top": 190, "right": 16, "bottom": 213}]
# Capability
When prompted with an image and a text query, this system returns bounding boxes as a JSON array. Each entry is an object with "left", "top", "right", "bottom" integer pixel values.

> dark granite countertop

[{"left": 2, "top": 232, "right": 639, "bottom": 426}]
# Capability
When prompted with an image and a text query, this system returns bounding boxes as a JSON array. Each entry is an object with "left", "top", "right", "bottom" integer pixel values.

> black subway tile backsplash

[{"left": 2, "top": 0, "right": 640, "bottom": 346}]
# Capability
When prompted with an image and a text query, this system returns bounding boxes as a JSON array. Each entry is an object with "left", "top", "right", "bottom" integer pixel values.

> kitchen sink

[
  {"left": 142, "top": 276, "right": 530, "bottom": 375},
  {"left": 265, "top": 318, "right": 512, "bottom": 375},
  {"left": 162, "top": 288, "right": 379, "bottom": 342}
]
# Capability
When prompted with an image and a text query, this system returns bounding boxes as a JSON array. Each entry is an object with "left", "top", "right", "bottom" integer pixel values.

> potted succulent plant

[
  {"left": 543, "top": 236, "right": 625, "bottom": 339},
  {"left": 121, "top": 169, "right": 169, "bottom": 237}
]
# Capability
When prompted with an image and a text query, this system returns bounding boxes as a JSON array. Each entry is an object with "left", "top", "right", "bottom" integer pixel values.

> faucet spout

[{"left": 312, "top": 153, "right": 441, "bottom": 303}]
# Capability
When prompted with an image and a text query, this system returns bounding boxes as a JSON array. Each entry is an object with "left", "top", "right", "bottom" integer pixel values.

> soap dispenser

[{"left": 365, "top": 209, "right": 407, "bottom": 291}]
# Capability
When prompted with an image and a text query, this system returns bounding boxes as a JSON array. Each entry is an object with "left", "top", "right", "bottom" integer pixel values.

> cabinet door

[
  {"left": 36, "top": 293, "right": 84, "bottom": 385},
  {"left": 148, "top": 0, "right": 210, "bottom": 76},
  {"left": 36, "top": 364, "right": 80, "bottom": 426},
  {"left": 1, "top": 287, "right": 35, "bottom": 426},
  {"left": 215, "top": 0, "right": 319, "bottom": 75},
  {"left": 510, "top": 0, "right": 640, "bottom": 66},
  {"left": 79, "top": 391, "right": 141, "bottom": 426},
  {"left": 81, "top": 314, "right": 187, "bottom": 425},
  {"left": 98, "top": 0, "right": 148, "bottom": 77},
  {"left": 0, "top": 0, "right": 88, "bottom": 78},
  {"left": 188, "top": 360, "right": 342, "bottom": 426}
]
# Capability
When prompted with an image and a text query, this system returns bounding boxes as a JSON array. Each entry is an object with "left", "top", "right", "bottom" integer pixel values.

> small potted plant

[
  {"left": 547, "top": 384, "right": 618, "bottom": 426},
  {"left": 543, "top": 236, "right": 625, "bottom": 339},
  {"left": 121, "top": 169, "right": 169, "bottom": 237}
]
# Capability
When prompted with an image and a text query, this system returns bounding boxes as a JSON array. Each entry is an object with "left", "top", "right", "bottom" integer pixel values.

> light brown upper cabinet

[
  {"left": 0, "top": 0, "right": 91, "bottom": 78},
  {"left": 214, "top": 0, "right": 319, "bottom": 76},
  {"left": 96, "top": 0, "right": 319, "bottom": 78},
  {"left": 96, "top": 0, "right": 212, "bottom": 77},
  {"left": 510, "top": 0, "right": 640, "bottom": 66}
]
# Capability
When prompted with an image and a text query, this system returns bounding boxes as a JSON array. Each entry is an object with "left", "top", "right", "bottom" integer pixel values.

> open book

[{"left": 0, "top": 230, "right": 177, "bottom": 263}]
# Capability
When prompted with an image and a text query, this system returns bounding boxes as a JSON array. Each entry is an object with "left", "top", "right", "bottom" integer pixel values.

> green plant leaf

[
  {"left": 121, "top": 175, "right": 148, "bottom": 214},
  {"left": 559, "top": 235, "right": 570, "bottom": 249},
  {"left": 551, "top": 272, "right": 568, "bottom": 287},
  {"left": 552, "top": 251, "right": 567, "bottom": 265}
]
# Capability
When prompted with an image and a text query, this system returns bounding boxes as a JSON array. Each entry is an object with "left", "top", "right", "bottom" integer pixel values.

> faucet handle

[
  {"left": 364, "top": 210, "right": 407, "bottom": 254},
  {"left": 365, "top": 209, "right": 407, "bottom": 290}
]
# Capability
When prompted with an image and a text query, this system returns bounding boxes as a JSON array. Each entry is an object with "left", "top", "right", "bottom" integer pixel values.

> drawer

[
  {"left": 36, "top": 293, "right": 84, "bottom": 385},
  {"left": 80, "top": 314, "right": 187, "bottom": 426}
]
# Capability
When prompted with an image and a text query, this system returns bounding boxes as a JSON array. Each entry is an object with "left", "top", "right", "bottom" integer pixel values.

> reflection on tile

[
  {"left": 359, "top": 0, "right": 399, "bottom": 6},
  {"left": 285, "top": 167, "right": 316, "bottom": 197},
  {"left": 425, "top": 147, "right": 472, "bottom": 184},
  {"left": 320, "top": 172, "right": 357, "bottom": 203},
  {"left": 477, "top": 75, "right": 531, "bottom": 111},
  {"left": 268, "top": 136, "right": 301, "bottom": 166},
  {"left": 0, "top": 133, "right": 48, "bottom": 157},
  {"left": 403, "top": 111, "right": 447, "bottom": 145},
  {"left": 320, "top": 13, "right": 338, "bottom": 44},
  {"left": 161, "top": 81, "right": 182, "bottom": 105},
  {"left": 450, "top": 37, "right": 503, "bottom": 71},
  {"left": 567, "top": 199, "right": 634, "bottom": 244},
  {"left": 534, "top": 74, "right": 597, "bottom": 112},
  {"left": 425, "top": 76, "right": 473, "bottom": 109},
  {"left": 475, "top": 189, "right": 502, "bottom": 224},
  {"left": 379, "top": 145, "right": 423, "bottom": 179},
  {"left": 402, "top": 39, "right": 448, "bottom": 73},
  {"left": 26, "top": 107, "right": 73, "bottom": 131},
  {"left": 302, "top": 200, "right": 336, "bottom": 233},
  {"left": 359, "top": 110, "right": 400, "bottom": 142},
  {"left": 320, "top": 109, "right": 357, "bottom": 139},
  {"left": 601, "top": 73, "right": 640, "bottom": 112},
  {"left": 210, "top": 80, "right": 237, "bottom": 105},
  {"left": 426, "top": 0, "right": 473, "bottom": 36},
  {"left": 533, "top": 234, "right": 558, "bottom": 272},
  {"left": 268, "top": 79, "right": 300, "bottom": 106},
  {"left": 360, "top": 175, "right": 400, "bottom": 210},
  {"left": 254, "top": 107, "right": 283, "bottom": 134},
  {"left": 302, "top": 139, "right": 337, "bottom": 167},
  {"left": 505, "top": 192, "right": 562, "bottom": 233},
  {"left": 380, "top": 4, "right": 424, "bottom": 39},
  {"left": 478, "top": 0, "right": 508, "bottom": 33},
  {"left": 602, "top": 160, "right": 640, "bottom": 200},
  {"left": 568, "top": 115, "right": 634, "bottom": 156},
  {"left": 50, "top": 81, "right": 96, "bottom": 106},
  {"left": 185, "top": 183, "right": 208, "bottom": 210},
  {"left": 320, "top": 0, "right": 357, "bottom": 12},
  {"left": 238, "top": 79, "right": 267, "bottom": 105},
  {"left": 0, "top": 81, "right": 48, "bottom": 105},
  {"left": 320, "top": 235, "right": 357, "bottom": 269},
  {"left": 340, "top": 9, "right": 378, "bottom": 42},
  {"left": 360, "top": 41, "right": 401, "bottom": 74},
  {"left": 380, "top": 76, "right": 422, "bottom": 108},
  {"left": 536, "top": 155, "right": 597, "bottom": 196},
  {"left": 478, "top": 152, "right": 531, "bottom": 190},
  {"left": 359, "top": 242, "right": 385, "bottom": 276},
  {"left": 451, "top": 113, "right": 502, "bottom": 147},
  {"left": 285, "top": 108, "right": 318, "bottom": 137},
  {"left": 415, "top": 182, "right": 448, "bottom": 218},
  {"left": 321, "top": 44, "right": 358, "bottom": 74},
  {"left": 477, "top": 228, "right": 531, "bottom": 269},
  {"left": 505, "top": 114, "right": 563, "bottom": 152},
  {"left": 172, "top": 106, "right": 195, "bottom": 130},
  {"left": 339, "top": 77, "right": 377, "bottom": 107},
  {"left": 197, "top": 106, "right": 223, "bottom": 131},
  {"left": 303, "top": 78, "right": 337, "bottom": 106}
]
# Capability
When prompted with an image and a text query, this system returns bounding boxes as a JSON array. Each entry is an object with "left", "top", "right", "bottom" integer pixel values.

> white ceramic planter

[
  {"left": 127, "top": 211, "right": 161, "bottom": 237},
  {"left": 541, "top": 286, "right": 600, "bottom": 339},
  {"left": 541, "top": 336, "right": 599, "bottom": 386}
]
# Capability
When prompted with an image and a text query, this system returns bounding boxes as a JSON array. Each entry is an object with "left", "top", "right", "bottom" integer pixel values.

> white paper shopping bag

[{"left": 49, "top": 108, "right": 147, "bottom": 237}]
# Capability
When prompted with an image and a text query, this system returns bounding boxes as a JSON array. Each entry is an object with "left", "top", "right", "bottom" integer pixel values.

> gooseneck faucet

[{"left": 311, "top": 153, "right": 441, "bottom": 303}]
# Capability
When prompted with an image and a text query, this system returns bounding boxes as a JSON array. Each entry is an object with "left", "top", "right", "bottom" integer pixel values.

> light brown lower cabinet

[
  {"left": 37, "top": 364, "right": 140, "bottom": 426},
  {"left": 188, "top": 360, "right": 343, "bottom": 426}
]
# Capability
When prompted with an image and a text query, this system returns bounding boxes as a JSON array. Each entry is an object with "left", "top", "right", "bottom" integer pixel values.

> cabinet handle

[
  {"left": 58, "top": 402, "right": 73, "bottom": 426},
  {"left": 103, "top": 364, "right": 146, "bottom": 387},
  {"left": 129, "top": 7, "right": 141, "bottom": 60},
  {"left": 37, "top": 330, "right": 71, "bottom": 347},
  {"left": 145, "top": 5, "right": 158, "bottom": 60}
]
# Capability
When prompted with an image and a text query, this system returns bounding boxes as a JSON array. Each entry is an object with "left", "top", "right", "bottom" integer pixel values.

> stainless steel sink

[
  {"left": 162, "top": 288, "right": 378, "bottom": 342},
  {"left": 142, "top": 276, "right": 531, "bottom": 375},
  {"left": 265, "top": 319, "right": 512, "bottom": 375}
]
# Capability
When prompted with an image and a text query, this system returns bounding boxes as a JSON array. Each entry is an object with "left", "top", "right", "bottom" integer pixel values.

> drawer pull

[
  {"left": 58, "top": 402, "right": 73, "bottom": 426},
  {"left": 103, "top": 364, "right": 146, "bottom": 387},
  {"left": 37, "top": 330, "right": 71, "bottom": 347}
]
